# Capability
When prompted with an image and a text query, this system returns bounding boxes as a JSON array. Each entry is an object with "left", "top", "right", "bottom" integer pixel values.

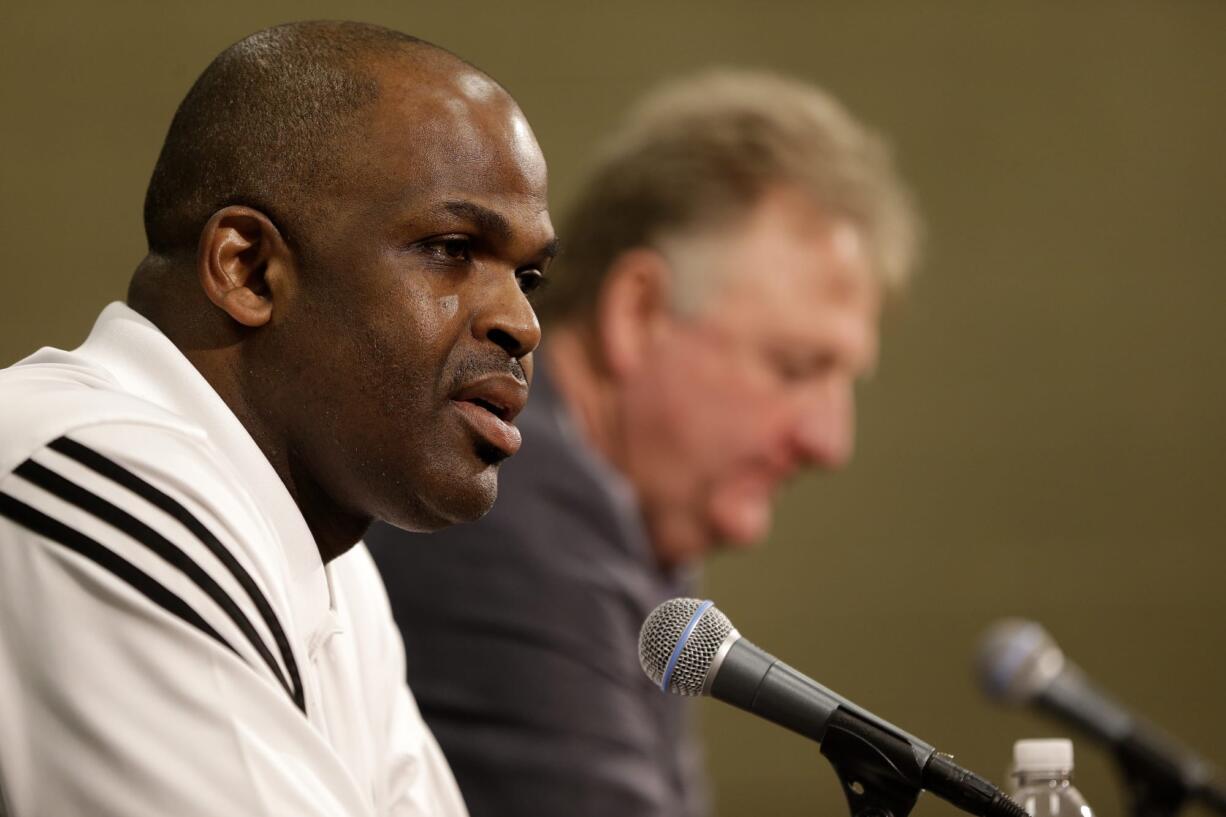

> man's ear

[
  {"left": 596, "top": 247, "right": 674, "bottom": 379},
  {"left": 196, "top": 206, "right": 291, "bottom": 328}
]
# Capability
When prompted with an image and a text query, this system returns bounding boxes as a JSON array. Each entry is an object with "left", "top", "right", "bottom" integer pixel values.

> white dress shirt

[{"left": 0, "top": 303, "right": 469, "bottom": 817}]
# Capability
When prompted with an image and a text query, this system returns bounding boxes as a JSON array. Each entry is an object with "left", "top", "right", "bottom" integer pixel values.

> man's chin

[
  {"left": 710, "top": 496, "right": 773, "bottom": 547},
  {"left": 378, "top": 469, "right": 499, "bottom": 532}
]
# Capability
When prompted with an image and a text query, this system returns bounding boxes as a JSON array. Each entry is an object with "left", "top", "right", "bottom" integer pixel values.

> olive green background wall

[{"left": 3, "top": 2, "right": 1223, "bottom": 815}]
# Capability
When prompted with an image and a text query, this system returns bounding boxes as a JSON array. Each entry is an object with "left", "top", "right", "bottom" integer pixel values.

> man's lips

[
  {"left": 451, "top": 376, "right": 528, "bottom": 422},
  {"left": 449, "top": 376, "right": 529, "bottom": 457}
]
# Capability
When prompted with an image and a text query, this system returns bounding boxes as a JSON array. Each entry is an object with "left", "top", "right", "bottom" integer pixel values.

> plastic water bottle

[{"left": 1009, "top": 738, "right": 1094, "bottom": 817}]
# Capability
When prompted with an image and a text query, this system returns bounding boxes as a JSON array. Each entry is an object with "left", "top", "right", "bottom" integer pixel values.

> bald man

[{"left": 0, "top": 21, "right": 554, "bottom": 817}]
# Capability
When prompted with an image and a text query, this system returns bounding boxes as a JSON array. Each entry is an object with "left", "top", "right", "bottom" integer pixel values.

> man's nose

[
  {"left": 792, "top": 380, "right": 856, "bottom": 469},
  {"left": 472, "top": 271, "right": 542, "bottom": 361}
]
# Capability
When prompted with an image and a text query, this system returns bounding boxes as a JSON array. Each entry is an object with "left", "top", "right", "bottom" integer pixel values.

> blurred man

[
  {"left": 369, "top": 70, "right": 919, "bottom": 816},
  {"left": 0, "top": 21, "right": 554, "bottom": 817}
]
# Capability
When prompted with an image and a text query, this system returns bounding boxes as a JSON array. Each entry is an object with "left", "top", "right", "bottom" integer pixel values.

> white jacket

[{"left": 0, "top": 303, "right": 468, "bottom": 817}]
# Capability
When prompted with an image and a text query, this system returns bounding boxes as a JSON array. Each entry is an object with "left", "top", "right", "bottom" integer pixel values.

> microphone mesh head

[
  {"left": 639, "top": 597, "right": 735, "bottom": 696},
  {"left": 976, "top": 618, "right": 1065, "bottom": 704}
]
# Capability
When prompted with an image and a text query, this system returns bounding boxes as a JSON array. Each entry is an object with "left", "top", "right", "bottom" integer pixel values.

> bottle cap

[{"left": 1013, "top": 738, "right": 1074, "bottom": 773}]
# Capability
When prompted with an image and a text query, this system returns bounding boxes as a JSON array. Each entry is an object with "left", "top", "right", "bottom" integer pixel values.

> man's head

[
  {"left": 130, "top": 22, "right": 556, "bottom": 554},
  {"left": 540, "top": 70, "right": 918, "bottom": 569}
]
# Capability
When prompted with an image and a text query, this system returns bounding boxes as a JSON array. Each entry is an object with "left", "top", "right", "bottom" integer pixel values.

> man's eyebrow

[
  {"left": 538, "top": 237, "right": 561, "bottom": 262},
  {"left": 442, "top": 200, "right": 512, "bottom": 242},
  {"left": 441, "top": 200, "right": 559, "bottom": 264}
]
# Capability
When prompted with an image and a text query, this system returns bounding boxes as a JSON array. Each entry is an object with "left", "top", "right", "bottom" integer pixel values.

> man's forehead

[
  {"left": 376, "top": 55, "right": 503, "bottom": 105},
  {"left": 682, "top": 202, "right": 881, "bottom": 365},
  {"left": 331, "top": 59, "right": 548, "bottom": 219},
  {"left": 684, "top": 200, "right": 878, "bottom": 308},
  {"left": 374, "top": 65, "right": 541, "bottom": 172}
]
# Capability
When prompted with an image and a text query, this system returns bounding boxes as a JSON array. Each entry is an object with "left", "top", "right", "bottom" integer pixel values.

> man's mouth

[
  {"left": 449, "top": 376, "right": 529, "bottom": 458},
  {"left": 463, "top": 396, "right": 511, "bottom": 421}
]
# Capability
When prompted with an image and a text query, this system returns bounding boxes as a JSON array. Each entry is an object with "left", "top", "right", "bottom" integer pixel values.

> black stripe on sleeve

[
  {"left": 0, "top": 491, "right": 239, "bottom": 660},
  {"left": 13, "top": 459, "right": 301, "bottom": 710},
  {"left": 47, "top": 435, "right": 305, "bottom": 714}
]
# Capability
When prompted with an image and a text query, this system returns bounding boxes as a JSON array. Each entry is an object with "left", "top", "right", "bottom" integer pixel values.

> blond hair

[{"left": 537, "top": 69, "right": 920, "bottom": 322}]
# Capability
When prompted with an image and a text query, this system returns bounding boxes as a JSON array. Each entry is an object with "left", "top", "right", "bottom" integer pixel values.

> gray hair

[{"left": 536, "top": 68, "right": 920, "bottom": 322}]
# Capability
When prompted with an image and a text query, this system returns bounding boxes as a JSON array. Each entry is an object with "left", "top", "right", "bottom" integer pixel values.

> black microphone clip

[{"left": 821, "top": 706, "right": 924, "bottom": 817}]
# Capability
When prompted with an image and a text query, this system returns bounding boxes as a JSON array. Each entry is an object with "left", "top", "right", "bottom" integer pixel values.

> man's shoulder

[
  {"left": 0, "top": 351, "right": 284, "bottom": 610},
  {"left": 0, "top": 355, "right": 308, "bottom": 723},
  {"left": 0, "top": 347, "right": 206, "bottom": 480},
  {"left": 0, "top": 361, "right": 277, "bottom": 601}
]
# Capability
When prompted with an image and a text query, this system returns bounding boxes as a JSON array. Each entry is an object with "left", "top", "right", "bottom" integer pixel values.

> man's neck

[
  {"left": 193, "top": 347, "right": 370, "bottom": 561},
  {"left": 543, "top": 326, "right": 625, "bottom": 472},
  {"left": 133, "top": 290, "right": 370, "bottom": 563},
  {"left": 547, "top": 326, "right": 691, "bottom": 578}
]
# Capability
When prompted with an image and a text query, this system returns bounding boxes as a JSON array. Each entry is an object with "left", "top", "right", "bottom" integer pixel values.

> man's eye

[
  {"left": 425, "top": 237, "right": 472, "bottom": 262},
  {"left": 516, "top": 268, "right": 547, "bottom": 295},
  {"left": 774, "top": 358, "right": 809, "bottom": 383},
  {"left": 771, "top": 352, "right": 836, "bottom": 384}
]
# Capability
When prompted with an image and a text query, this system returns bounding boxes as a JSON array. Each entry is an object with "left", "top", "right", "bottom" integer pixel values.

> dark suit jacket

[{"left": 368, "top": 358, "right": 708, "bottom": 817}]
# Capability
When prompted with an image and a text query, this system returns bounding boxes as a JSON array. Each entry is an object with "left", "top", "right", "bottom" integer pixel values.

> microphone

[
  {"left": 977, "top": 619, "right": 1226, "bottom": 817},
  {"left": 639, "top": 598, "right": 1027, "bottom": 817}
]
